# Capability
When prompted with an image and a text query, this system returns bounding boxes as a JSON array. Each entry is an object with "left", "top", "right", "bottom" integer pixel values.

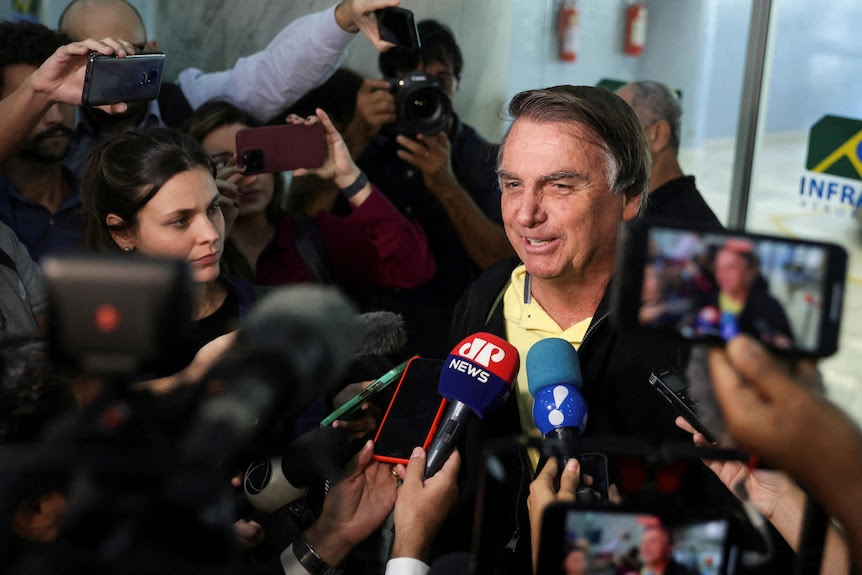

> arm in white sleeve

[
  {"left": 177, "top": 5, "right": 355, "bottom": 122},
  {"left": 385, "top": 557, "right": 430, "bottom": 575}
]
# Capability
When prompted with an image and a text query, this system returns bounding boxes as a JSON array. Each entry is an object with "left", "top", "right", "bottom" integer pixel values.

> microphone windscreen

[
  {"left": 281, "top": 426, "right": 359, "bottom": 486},
  {"left": 526, "top": 337, "right": 583, "bottom": 397},
  {"left": 352, "top": 311, "right": 407, "bottom": 358},
  {"left": 243, "top": 456, "right": 308, "bottom": 513},
  {"left": 532, "top": 384, "right": 588, "bottom": 436},
  {"left": 438, "top": 333, "right": 519, "bottom": 418}
]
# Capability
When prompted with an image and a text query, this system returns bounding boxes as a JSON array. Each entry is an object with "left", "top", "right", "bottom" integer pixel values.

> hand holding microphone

[{"left": 424, "top": 332, "right": 520, "bottom": 479}]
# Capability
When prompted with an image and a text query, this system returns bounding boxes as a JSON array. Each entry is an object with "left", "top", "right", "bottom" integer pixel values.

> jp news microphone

[{"left": 424, "top": 332, "right": 519, "bottom": 478}]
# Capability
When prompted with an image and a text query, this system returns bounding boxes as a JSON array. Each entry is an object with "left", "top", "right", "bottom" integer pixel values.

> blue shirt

[{"left": 0, "top": 168, "right": 83, "bottom": 262}]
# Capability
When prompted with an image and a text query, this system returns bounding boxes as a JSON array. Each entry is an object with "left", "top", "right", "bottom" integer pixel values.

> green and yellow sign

[{"left": 805, "top": 115, "right": 862, "bottom": 182}]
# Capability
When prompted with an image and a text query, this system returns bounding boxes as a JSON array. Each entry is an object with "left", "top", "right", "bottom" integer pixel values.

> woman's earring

[{"left": 123, "top": 246, "right": 133, "bottom": 252}]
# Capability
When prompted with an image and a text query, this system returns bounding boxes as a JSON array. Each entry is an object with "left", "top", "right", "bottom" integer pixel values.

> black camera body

[{"left": 384, "top": 69, "right": 453, "bottom": 136}]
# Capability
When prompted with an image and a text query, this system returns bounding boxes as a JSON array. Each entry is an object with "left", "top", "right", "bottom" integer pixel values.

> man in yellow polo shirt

[{"left": 433, "top": 86, "right": 732, "bottom": 574}]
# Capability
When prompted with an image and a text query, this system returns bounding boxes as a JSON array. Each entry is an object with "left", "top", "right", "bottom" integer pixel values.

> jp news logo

[{"left": 799, "top": 115, "right": 862, "bottom": 216}]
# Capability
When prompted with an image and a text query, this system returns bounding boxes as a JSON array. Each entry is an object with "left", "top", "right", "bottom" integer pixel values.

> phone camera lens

[
  {"left": 147, "top": 70, "right": 159, "bottom": 84},
  {"left": 138, "top": 72, "right": 147, "bottom": 86}
]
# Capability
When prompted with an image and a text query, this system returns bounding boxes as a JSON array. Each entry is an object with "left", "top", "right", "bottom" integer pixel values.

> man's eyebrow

[
  {"left": 539, "top": 170, "right": 585, "bottom": 183},
  {"left": 497, "top": 169, "right": 518, "bottom": 180}
]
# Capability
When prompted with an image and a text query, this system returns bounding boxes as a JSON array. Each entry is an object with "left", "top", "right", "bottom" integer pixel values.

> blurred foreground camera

[{"left": 385, "top": 69, "right": 452, "bottom": 136}]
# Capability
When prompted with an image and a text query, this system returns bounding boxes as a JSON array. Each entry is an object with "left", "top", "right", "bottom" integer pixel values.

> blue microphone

[{"left": 527, "top": 337, "right": 588, "bottom": 451}]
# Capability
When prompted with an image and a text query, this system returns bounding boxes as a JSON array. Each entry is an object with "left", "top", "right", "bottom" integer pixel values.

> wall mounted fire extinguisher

[
  {"left": 624, "top": 1, "right": 647, "bottom": 56},
  {"left": 557, "top": 0, "right": 579, "bottom": 62}
]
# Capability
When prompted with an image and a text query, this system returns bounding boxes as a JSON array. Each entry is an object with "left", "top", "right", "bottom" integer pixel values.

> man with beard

[
  {"left": 0, "top": 21, "right": 80, "bottom": 261},
  {"left": 57, "top": 0, "right": 401, "bottom": 177}
]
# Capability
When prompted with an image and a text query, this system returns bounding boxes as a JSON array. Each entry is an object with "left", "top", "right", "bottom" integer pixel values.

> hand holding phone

[
  {"left": 614, "top": 218, "right": 847, "bottom": 357},
  {"left": 650, "top": 369, "right": 717, "bottom": 443},
  {"left": 321, "top": 357, "right": 414, "bottom": 428},
  {"left": 376, "top": 7, "right": 420, "bottom": 50}
]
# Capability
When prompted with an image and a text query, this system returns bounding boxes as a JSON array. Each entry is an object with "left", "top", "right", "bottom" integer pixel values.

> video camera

[{"left": 384, "top": 69, "right": 453, "bottom": 136}]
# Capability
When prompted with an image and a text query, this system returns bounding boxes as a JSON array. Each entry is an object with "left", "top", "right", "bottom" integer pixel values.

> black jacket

[{"left": 435, "top": 258, "right": 794, "bottom": 574}]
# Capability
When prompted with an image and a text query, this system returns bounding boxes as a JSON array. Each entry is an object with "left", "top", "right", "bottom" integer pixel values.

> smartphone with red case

[
  {"left": 235, "top": 123, "right": 327, "bottom": 174},
  {"left": 372, "top": 357, "right": 447, "bottom": 465}
]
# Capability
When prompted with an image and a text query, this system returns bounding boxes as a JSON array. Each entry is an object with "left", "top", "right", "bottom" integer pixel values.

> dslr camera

[{"left": 384, "top": 69, "right": 453, "bottom": 136}]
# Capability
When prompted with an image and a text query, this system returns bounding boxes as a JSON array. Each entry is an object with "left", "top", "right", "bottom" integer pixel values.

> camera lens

[
  {"left": 139, "top": 72, "right": 147, "bottom": 86},
  {"left": 407, "top": 91, "right": 440, "bottom": 121},
  {"left": 402, "top": 87, "right": 452, "bottom": 135},
  {"left": 147, "top": 69, "right": 159, "bottom": 85}
]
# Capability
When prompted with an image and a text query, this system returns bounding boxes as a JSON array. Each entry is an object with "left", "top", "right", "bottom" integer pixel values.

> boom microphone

[
  {"left": 424, "top": 332, "right": 519, "bottom": 478},
  {"left": 526, "top": 338, "right": 588, "bottom": 455}
]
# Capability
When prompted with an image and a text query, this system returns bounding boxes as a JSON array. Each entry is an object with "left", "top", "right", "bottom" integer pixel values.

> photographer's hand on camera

[
  {"left": 289, "top": 109, "right": 372, "bottom": 206},
  {"left": 212, "top": 164, "right": 243, "bottom": 236},
  {"left": 343, "top": 78, "right": 397, "bottom": 157},
  {"left": 528, "top": 456, "right": 581, "bottom": 574}
]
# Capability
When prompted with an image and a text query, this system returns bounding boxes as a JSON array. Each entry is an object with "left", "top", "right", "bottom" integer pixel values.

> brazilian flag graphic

[{"left": 806, "top": 115, "right": 862, "bottom": 182}]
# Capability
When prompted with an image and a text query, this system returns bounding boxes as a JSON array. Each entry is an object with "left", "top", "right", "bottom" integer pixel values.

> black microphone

[{"left": 181, "top": 285, "right": 358, "bottom": 465}]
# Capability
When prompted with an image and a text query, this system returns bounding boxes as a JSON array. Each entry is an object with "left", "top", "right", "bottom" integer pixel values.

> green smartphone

[{"left": 320, "top": 356, "right": 416, "bottom": 428}]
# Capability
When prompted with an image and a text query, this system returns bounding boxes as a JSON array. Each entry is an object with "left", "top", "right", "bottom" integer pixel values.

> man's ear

[
  {"left": 622, "top": 191, "right": 642, "bottom": 222},
  {"left": 646, "top": 119, "right": 671, "bottom": 154},
  {"left": 105, "top": 213, "right": 133, "bottom": 250}
]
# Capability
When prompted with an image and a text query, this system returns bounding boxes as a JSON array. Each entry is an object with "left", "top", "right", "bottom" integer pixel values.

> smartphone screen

[
  {"left": 538, "top": 504, "right": 736, "bottom": 575},
  {"left": 615, "top": 219, "right": 847, "bottom": 357},
  {"left": 377, "top": 7, "right": 420, "bottom": 50},
  {"left": 82, "top": 53, "right": 165, "bottom": 107},
  {"left": 372, "top": 358, "right": 447, "bottom": 465},
  {"left": 235, "top": 123, "right": 327, "bottom": 174}
]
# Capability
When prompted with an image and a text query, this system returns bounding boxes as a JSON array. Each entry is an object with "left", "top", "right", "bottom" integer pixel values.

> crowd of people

[{"left": 1, "top": 2, "right": 861, "bottom": 574}]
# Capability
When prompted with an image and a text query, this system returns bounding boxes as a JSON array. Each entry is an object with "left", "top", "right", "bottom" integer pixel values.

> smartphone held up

[
  {"left": 81, "top": 52, "right": 165, "bottom": 107},
  {"left": 613, "top": 218, "right": 847, "bottom": 357},
  {"left": 235, "top": 123, "right": 327, "bottom": 174}
]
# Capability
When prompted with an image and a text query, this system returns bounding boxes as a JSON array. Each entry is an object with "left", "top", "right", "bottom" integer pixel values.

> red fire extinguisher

[
  {"left": 624, "top": 1, "right": 647, "bottom": 56},
  {"left": 557, "top": 0, "right": 579, "bottom": 62}
]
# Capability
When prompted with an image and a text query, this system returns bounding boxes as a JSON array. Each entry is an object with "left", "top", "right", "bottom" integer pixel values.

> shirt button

[
  {"left": 49, "top": 219, "right": 55, "bottom": 226},
  {"left": 406, "top": 170, "right": 415, "bottom": 178},
  {"left": 405, "top": 206, "right": 413, "bottom": 215}
]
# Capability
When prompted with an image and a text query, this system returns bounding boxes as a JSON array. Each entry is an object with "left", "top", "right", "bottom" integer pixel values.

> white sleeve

[
  {"left": 177, "top": 4, "right": 355, "bottom": 122},
  {"left": 385, "top": 557, "right": 431, "bottom": 575},
  {"left": 279, "top": 545, "right": 311, "bottom": 575}
]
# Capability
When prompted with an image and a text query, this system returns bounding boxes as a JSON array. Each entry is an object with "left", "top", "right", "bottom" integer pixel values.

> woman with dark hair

[
  {"left": 186, "top": 100, "right": 435, "bottom": 296},
  {"left": 81, "top": 126, "right": 252, "bottom": 374}
]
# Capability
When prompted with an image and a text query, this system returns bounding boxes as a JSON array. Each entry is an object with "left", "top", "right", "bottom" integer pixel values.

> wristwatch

[
  {"left": 338, "top": 171, "right": 369, "bottom": 199},
  {"left": 292, "top": 532, "right": 345, "bottom": 575}
]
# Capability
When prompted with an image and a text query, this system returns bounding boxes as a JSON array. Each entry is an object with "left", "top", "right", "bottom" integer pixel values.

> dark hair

[
  {"left": 378, "top": 19, "right": 463, "bottom": 80},
  {"left": 500, "top": 85, "right": 651, "bottom": 208},
  {"left": 0, "top": 21, "right": 68, "bottom": 94},
  {"left": 186, "top": 100, "right": 285, "bottom": 225},
  {"left": 282, "top": 67, "right": 364, "bottom": 130},
  {"left": 626, "top": 81, "right": 683, "bottom": 152},
  {"left": 81, "top": 127, "right": 215, "bottom": 251}
]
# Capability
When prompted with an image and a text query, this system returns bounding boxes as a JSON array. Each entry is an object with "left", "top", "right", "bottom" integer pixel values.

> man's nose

[{"left": 515, "top": 186, "right": 546, "bottom": 227}]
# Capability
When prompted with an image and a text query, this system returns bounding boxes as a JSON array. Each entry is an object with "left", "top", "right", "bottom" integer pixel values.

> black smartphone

[
  {"left": 613, "top": 217, "right": 847, "bottom": 357},
  {"left": 649, "top": 369, "right": 717, "bottom": 443},
  {"left": 41, "top": 253, "right": 193, "bottom": 377},
  {"left": 81, "top": 52, "right": 165, "bottom": 106},
  {"left": 320, "top": 357, "right": 415, "bottom": 428},
  {"left": 537, "top": 502, "right": 739, "bottom": 575},
  {"left": 235, "top": 123, "right": 327, "bottom": 174},
  {"left": 376, "top": 6, "right": 420, "bottom": 50},
  {"left": 372, "top": 357, "right": 447, "bottom": 465}
]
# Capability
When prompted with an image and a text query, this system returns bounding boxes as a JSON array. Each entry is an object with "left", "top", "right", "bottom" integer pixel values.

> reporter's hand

[
  {"left": 30, "top": 37, "right": 135, "bottom": 112},
  {"left": 288, "top": 109, "right": 370, "bottom": 204},
  {"left": 233, "top": 518, "right": 265, "bottom": 550},
  {"left": 304, "top": 440, "right": 398, "bottom": 566},
  {"left": 334, "top": 0, "right": 400, "bottom": 51},
  {"left": 527, "top": 456, "right": 580, "bottom": 574},
  {"left": 214, "top": 165, "right": 242, "bottom": 236},
  {"left": 331, "top": 380, "right": 382, "bottom": 439},
  {"left": 353, "top": 79, "right": 397, "bottom": 137},
  {"left": 391, "top": 447, "right": 460, "bottom": 562}
]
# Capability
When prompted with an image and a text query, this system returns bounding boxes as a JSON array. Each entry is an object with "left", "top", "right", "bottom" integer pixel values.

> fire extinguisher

[
  {"left": 624, "top": 1, "right": 647, "bottom": 56},
  {"left": 557, "top": 0, "right": 579, "bottom": 62}
]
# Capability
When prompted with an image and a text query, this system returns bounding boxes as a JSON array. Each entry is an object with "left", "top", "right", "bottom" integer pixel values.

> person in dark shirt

[
  {"left": 352, "top": 20, "right": 514, "bottom": 357},
  {"left": 616, "top": 81, "right": 723, "bottom": 230}
]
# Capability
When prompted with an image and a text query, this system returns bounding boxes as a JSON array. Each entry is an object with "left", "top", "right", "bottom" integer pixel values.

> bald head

[{"left": 58, "top": 0, "right": 149, "bottom": 49}]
